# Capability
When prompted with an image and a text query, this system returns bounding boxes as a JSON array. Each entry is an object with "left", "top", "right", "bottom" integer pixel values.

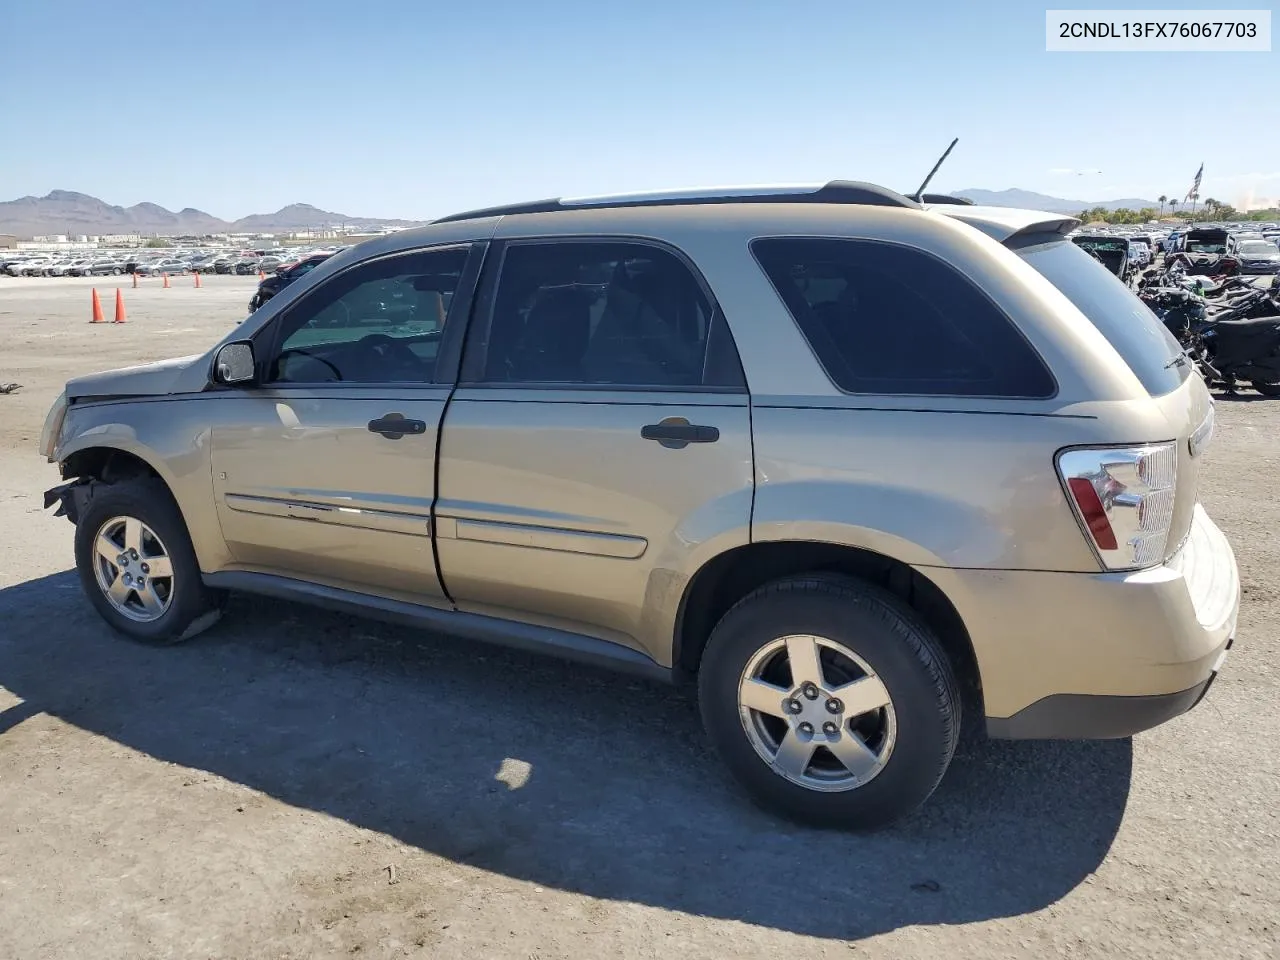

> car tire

[
  {"left": 697, "top": 574, "right": 961, "bottom": 830},
  {"left": 74, "top": 478, "right": 224, "bottom": 645},
  {"left": 1252, "top": 381, "right": 1280, "bottom": 397}
]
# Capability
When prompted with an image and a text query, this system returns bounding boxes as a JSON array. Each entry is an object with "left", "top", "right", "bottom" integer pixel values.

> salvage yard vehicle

[
  {"left": 39, "top": 182, "right": 1239, "bottom": 830},
  {"left": 1169, "top": 228, "right": 1240, "bottom": 276},
  {"left": 1071, "top": 234, "right": 1130, "bottom": 279}
]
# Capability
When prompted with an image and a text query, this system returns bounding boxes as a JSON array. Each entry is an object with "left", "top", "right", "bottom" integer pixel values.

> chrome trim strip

[
  {"left": 450, "top": 517, "right": 647, "bottom": 559},
  {"left": 224, "top": 494, "right": 430, "bottom": 537}
]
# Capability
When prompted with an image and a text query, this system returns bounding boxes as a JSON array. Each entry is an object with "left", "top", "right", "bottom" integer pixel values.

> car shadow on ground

[
  {"left": 0, "top": 571, "right": 1132, "bottom": 941},
  {"left": 1213, "top": 390, "right": 1276, "bottom": 403}
]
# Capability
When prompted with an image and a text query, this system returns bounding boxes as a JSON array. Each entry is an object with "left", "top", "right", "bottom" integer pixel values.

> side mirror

[{"left": 213, "top": 341, "right": 256, "bottom": 385}]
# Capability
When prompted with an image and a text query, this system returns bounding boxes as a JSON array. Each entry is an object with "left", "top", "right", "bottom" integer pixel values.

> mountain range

[
  {"left": 0, "top": 187, "right": 1166, "bottom": 239},
  {"left": 0, "top": 190, "right": 425, "bottom": 239},
  {"left": 953, "top": 188, "right": 1160, "bottom": 214}
]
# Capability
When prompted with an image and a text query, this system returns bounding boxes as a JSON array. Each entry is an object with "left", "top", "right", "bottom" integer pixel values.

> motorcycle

[{"left": 1142, "top": 270, "right": 1280, "bottom": 396}]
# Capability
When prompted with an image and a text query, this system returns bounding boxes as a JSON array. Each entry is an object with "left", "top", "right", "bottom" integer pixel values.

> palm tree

[
  {"left": 1158, "top": 195, "right": 1168, "bottom": 217},
  {"left": 1170, "top": 199, "right": 1180, "bottom": 216},
  {"left": 1202, "top": 198, "right": 1220, "bottom": 218}
]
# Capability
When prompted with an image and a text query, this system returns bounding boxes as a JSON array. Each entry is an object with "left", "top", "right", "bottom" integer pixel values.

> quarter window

[
  {"left": 268, "top": 247, "right": 467, "bottom": 384},
  {"left": 752, "top": 237, "right": 1056, "bottom": 398},
  {"left": 473, "top": 241, "right": 744, "bottom": 389}
]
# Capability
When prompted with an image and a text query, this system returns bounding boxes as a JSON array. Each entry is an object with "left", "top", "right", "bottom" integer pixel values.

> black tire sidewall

[
  {"left": 698, "top": 578, "right": 959, "bottom": 829},
  {"left": 73, "top": 480, "right": 218, "bottom": 644}
]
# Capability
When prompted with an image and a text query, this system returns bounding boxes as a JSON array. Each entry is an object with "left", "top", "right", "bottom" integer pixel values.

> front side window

[
  {"left": 268, "top": 246, "right": 467, "bottom": 384},
  {"left": 474, "top": 240, "right": 744, "bottom": 389},
  {"left": 752, "top": 237, "right": 1055, "bottom": 398}
]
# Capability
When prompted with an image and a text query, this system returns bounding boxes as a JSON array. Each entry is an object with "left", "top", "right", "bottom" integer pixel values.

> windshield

[
  {"left": 1017, "top": 238, "right": 1188, "bottom": 397},
  {"left": 1238, "top": 241, "right": 1276, "bottom": 256}
]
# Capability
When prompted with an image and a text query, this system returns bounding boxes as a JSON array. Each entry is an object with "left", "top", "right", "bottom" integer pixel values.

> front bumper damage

[{"left": 43, "top": 477, "right": 99, "bottom": 525}]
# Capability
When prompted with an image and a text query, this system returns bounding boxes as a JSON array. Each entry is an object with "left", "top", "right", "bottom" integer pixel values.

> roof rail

[
  {"left": 921, "top": 194, "right": 974, "bottom": 205},
  {"left": 431, "top": 180, "right": 921, "bottom": 224}
]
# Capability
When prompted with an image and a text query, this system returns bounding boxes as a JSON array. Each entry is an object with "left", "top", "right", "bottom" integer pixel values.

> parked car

[
  {"left": 45, "top": 259, "right": 86, "bottom": 277},
  {"left": 84, "top": 258, "right": 126, "bottom": 276},
  {"left": 135, "top": 259, "right": 190, "bottom": 276},
  {"left": 247, "top": 252, "right": 334, "bottom": 311},
  {"left": 124, "top": 254, "right": 156, "bottom": 275},
  {"left": 213, "top": 257, "right": 239, "bottom": 274},
  {"left": 189, "top": 254, "right": 223, "bottom": 273},
  {"left": 39, "top": 182, "right": 1238, "bottom": 830},
  {"left": 7, "top": 258, "right": 54, "bottom": 276},
  {"left": 1127, "top": 239, "right": 1152, "bottom": 268},
  {"left": 233, "top": 258, "right": 263, "bottom": 275},
  {"left": 1232, "top": 239, "right": 1280, "bottom": 274}
]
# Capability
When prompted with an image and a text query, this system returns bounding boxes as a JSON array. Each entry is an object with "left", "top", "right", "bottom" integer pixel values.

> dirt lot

[{"left": 0, "top": 274, "right": 1277, "bottom": 960}]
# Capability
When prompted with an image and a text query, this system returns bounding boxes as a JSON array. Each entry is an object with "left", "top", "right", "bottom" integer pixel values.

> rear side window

[
  {"left": 751, "top": 238, "right": 1055, "bottom": 398},
  {"left": 1015, "top": 238, "right": 1188, "bottom": 396}
]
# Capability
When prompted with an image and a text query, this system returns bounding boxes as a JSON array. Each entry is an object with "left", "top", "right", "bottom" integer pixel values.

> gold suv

[{"left": 40, "top": 183, "right": 1239, "bottom": 829}]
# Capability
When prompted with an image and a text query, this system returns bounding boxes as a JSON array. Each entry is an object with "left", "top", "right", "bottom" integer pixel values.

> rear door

[
  {"left": 208, "top": 242, "right": 481, "bottom": 605},
  {"left": 434, "top": 237, "right": 754, "bottom": 664}
]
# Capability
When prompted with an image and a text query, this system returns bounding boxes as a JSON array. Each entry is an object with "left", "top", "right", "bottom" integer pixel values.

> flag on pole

[{"left": 1185, "top": 163, "right": 1204, "bottom": 202}]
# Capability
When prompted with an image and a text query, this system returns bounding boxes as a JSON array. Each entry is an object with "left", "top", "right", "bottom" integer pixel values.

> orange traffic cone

[
  {"left": 90, "top": 288, "right": 105, "bottom": 323},
  {"left": 194, "top": 271, "right": 202, "bottom": 288},
  {"left": 162, "top": 272, "right": 170, "bottom": 288},
  {"left": 131, "top": 272, "right": 138, "bottom": 288},
  {"left": 113, "top": 289, "right": 127, "bottom": 324}
]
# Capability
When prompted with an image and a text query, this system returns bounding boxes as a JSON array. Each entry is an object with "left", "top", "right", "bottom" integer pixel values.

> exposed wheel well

[
  {"left": 61, "top": 447, "right": 162, "bottom": 486},
  {"left": 674, "top": 541, "right": 983, "bottom": 717}
]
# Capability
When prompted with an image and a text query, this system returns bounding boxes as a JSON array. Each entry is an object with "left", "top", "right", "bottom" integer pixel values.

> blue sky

[{"left": 1, "top": 0, "right": 1275, "bottom": 219}]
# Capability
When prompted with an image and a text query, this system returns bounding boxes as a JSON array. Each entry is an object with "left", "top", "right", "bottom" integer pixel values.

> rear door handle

[
  {"left": 368, "top": 413, "right": 427, "bottom": 439},
  {"left": 641, "top": 417, "right": 720, "bottom": 449}
]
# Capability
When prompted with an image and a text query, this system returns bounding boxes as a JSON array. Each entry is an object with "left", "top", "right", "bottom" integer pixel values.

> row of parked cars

[
  {"left": 1070, "top": 223, "right": 1280, "bottom": 283},
  {"left": 1, "top": 247, "right": 346, "bottom": 279}
]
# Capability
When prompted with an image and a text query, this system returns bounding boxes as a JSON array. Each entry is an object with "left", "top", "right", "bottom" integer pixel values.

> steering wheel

[
  {"left": 358, "top": 333, "right": 422, "bottom": 373},
  {"left": 275, "top": 347, "right": 342, "bottom": 382}
]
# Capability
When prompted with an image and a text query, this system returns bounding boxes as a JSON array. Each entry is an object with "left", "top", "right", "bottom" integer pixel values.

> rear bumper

[
  {"left": 985, "top": 637, "right": 1230, "bottom": 739},
  {"left": 923, "top": 503, "right": 1239, "bottom": 739}
]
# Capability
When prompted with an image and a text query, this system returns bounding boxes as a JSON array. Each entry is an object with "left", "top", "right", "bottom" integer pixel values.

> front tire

[
  {"left": 74, "top": 478, "right": 223, "bottom": 644},
  {"left": 698, "top": 575, "right": 961, "bottom": 830}
]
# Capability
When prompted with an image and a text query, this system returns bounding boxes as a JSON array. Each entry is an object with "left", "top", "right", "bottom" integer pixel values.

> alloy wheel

[
  {"left": 90, "top": 515, "right": 176, "bottom": 622},
  {"left": 738, "top": 634, "right": 897, "bottom": 792}
]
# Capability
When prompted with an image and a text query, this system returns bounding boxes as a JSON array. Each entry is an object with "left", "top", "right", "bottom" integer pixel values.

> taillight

[{"left": 1057, "top": 443, "right": 1178, "bottom": 570}]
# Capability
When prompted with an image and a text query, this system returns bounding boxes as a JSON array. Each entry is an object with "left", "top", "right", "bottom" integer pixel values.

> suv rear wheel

[
  {"left": 698, "top": 575, "right": 961, "bottom": 830},
  {"left": 73, "top": 479, "right": 224, "bottom": 644}
]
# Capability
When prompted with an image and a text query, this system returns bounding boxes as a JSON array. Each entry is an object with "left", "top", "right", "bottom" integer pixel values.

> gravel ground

[{"left": 0, "top": 274, "right": 1276, "bottom": 960}]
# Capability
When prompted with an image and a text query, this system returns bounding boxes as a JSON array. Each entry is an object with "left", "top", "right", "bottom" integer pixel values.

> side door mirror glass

[{"left": 214, "top": 341, "right": 256, "bottom": 385}]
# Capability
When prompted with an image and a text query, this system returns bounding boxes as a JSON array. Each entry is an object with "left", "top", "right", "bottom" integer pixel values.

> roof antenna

[{"left": 911, "top": 137, "right": 959, "bottom": 202}]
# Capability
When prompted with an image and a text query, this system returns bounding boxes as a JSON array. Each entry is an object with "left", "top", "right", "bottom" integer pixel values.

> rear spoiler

[
  {"left": 920, "top": 193, "right": 974, "bottom": 205},
  {"left": 936, "top": 206, "right": 1081, "bottom": 245}
]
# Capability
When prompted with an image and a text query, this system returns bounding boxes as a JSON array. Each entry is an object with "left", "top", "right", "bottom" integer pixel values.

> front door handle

[
  {"left": 368, "top": 413, "right": 428, "bottom": 440},
  {"left": 640, "top": 417, "right": 720, "bottom": 450}
]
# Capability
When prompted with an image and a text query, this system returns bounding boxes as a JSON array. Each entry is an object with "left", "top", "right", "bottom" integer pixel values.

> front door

[
  {"left": 435, "top": 238, "right": 755, "bottom": 663},
  {"left": 210, "top": 243, "right": 476, "bottom": 606}
]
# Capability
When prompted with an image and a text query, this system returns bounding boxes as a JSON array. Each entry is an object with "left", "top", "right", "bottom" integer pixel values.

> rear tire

[
  {"left": 74, "top": 478, "right": 224, "bottom": 644},
  {"left": 697, "top": 574, "right": 961, "bottom": 830}
]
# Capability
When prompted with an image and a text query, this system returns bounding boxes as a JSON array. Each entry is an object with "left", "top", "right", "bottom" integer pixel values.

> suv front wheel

[
  {"left": 73, "top": 479, "right": 224, "bottom": 644},
  {"left": 698, "top": 575, "right": 961, "bottom": 830}
]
